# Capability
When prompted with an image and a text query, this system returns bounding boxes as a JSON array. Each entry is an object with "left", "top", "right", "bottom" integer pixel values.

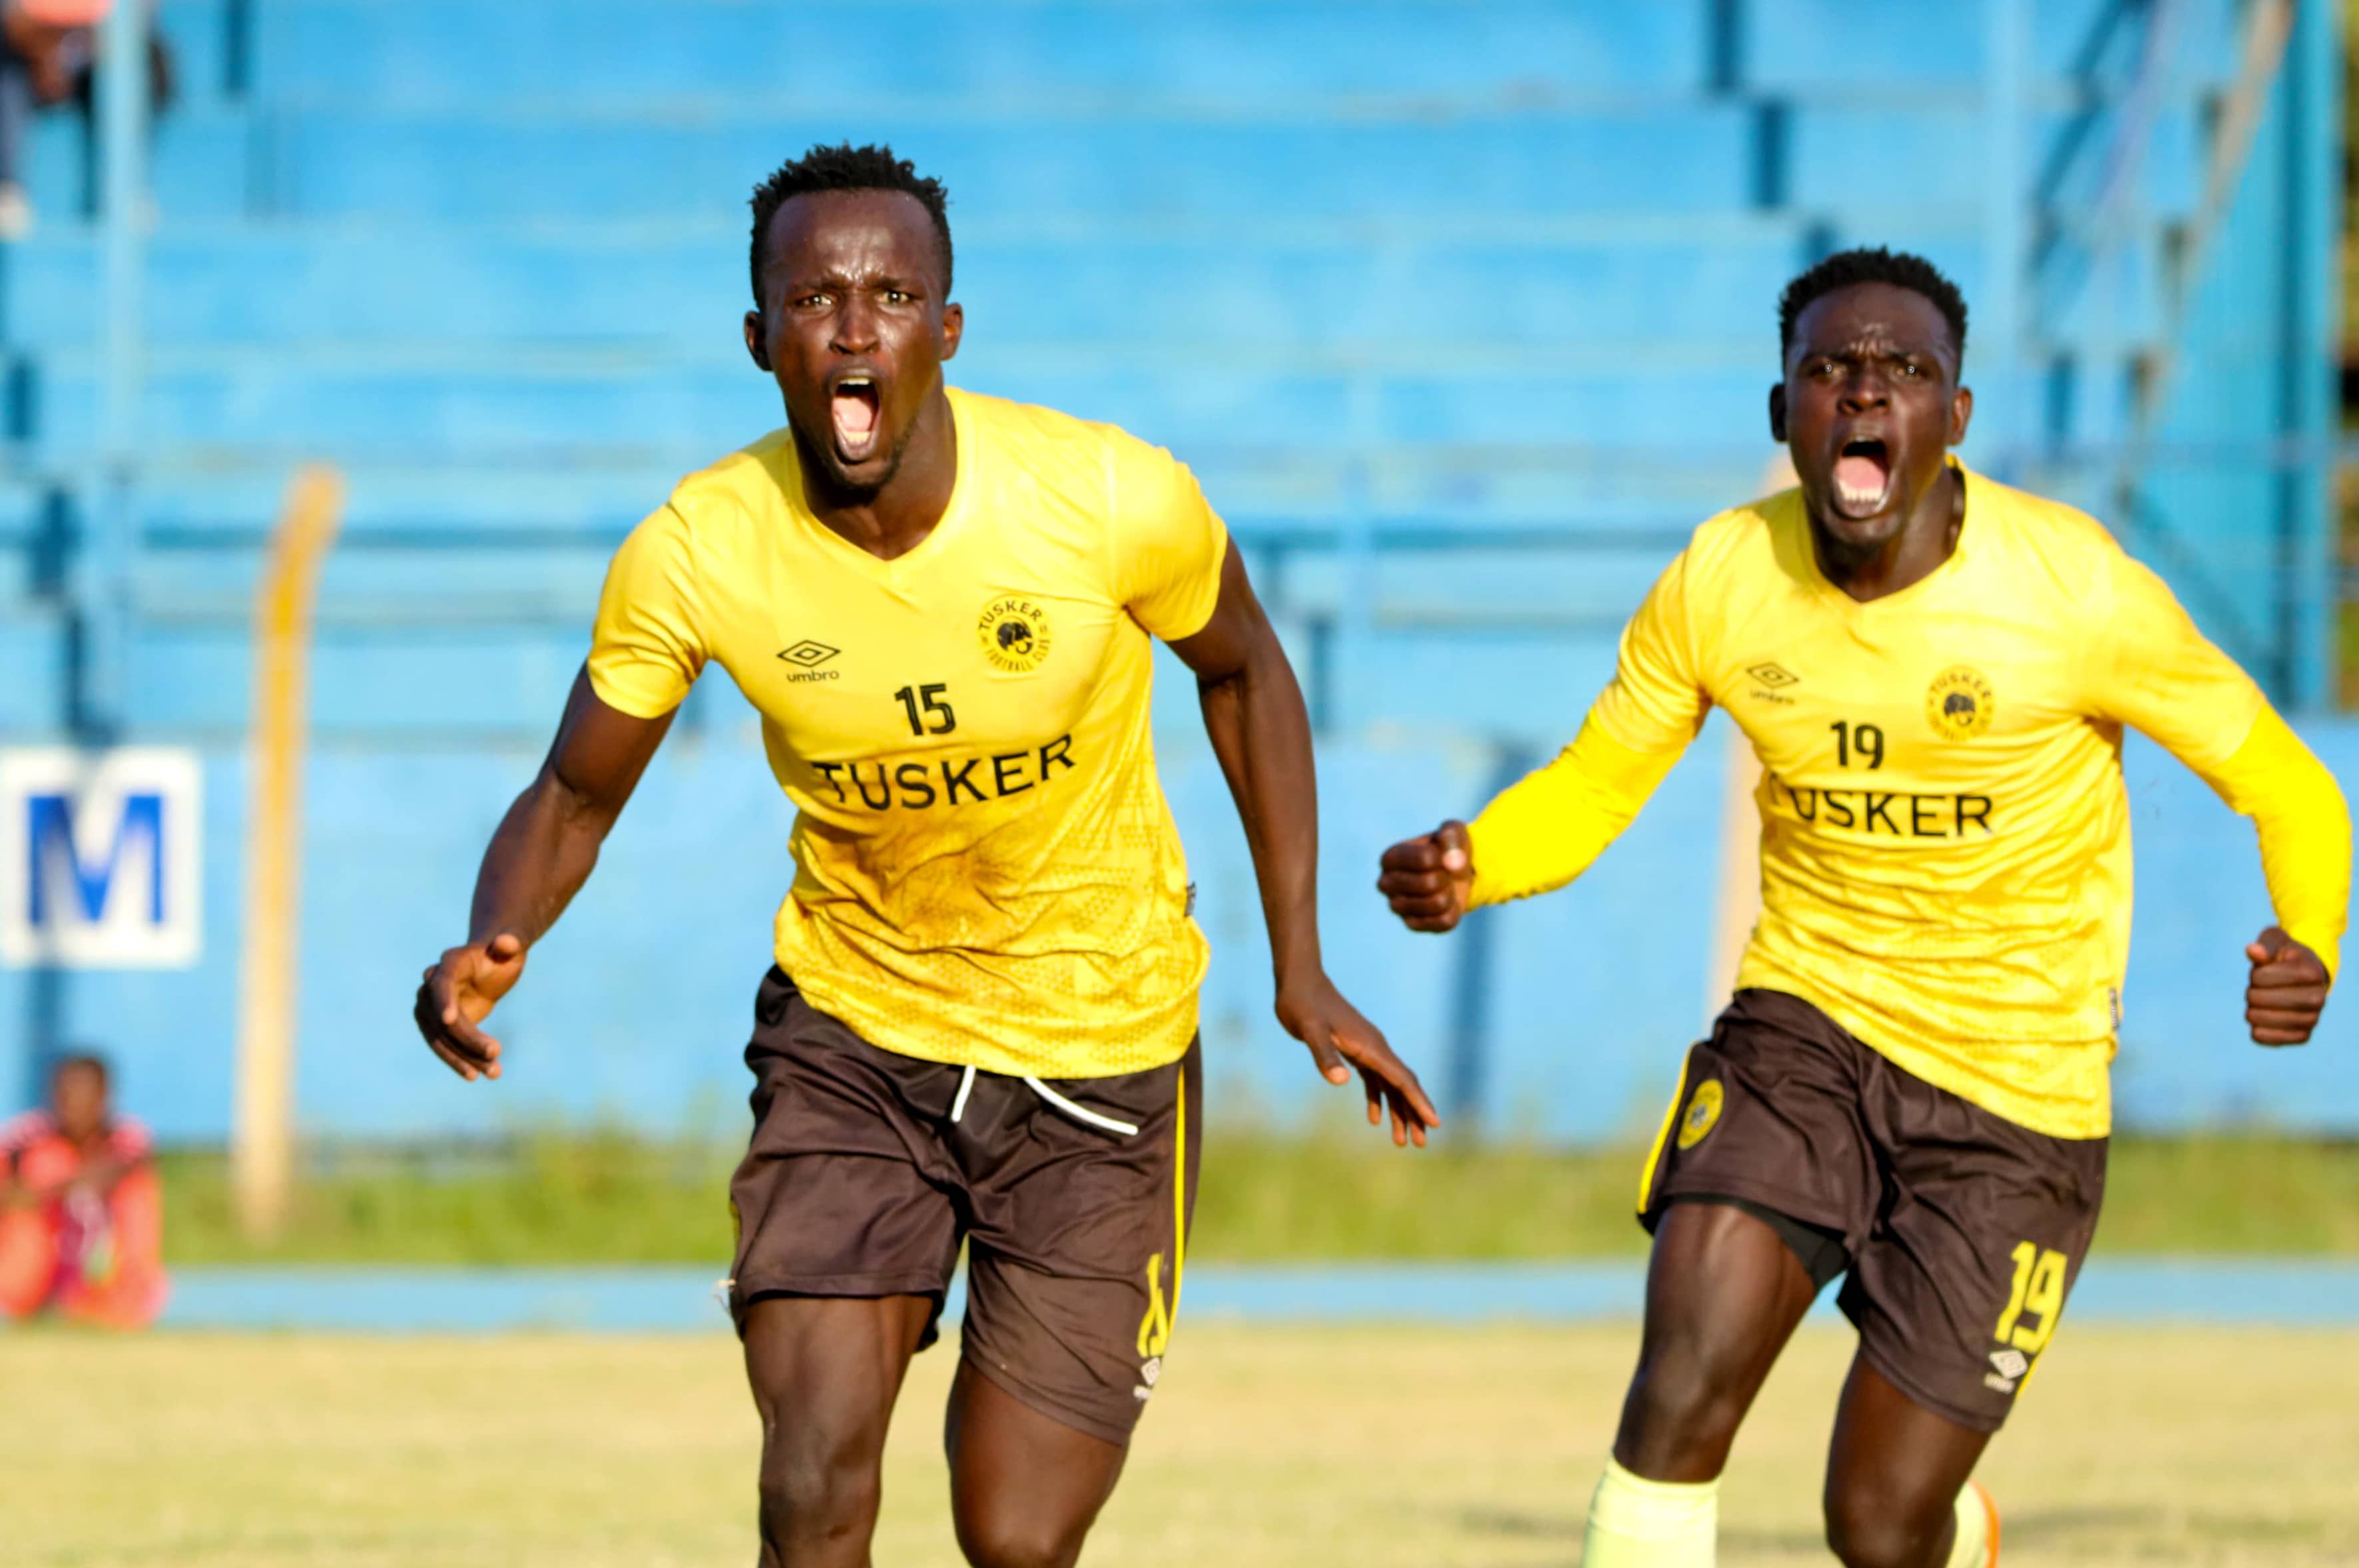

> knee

[
  {"left": 754, "top": 1426, "right": 881, "bottom": 1557},
  {"left": 953, "top": 1501, "right": 1087, "bottom": 1568},
  {"left": 1617, "top": 1346, "right": 1754, "bottom": 1475},
  {"left": 1823, "top": 1484, "right": 1951, "bottom": 1568}
]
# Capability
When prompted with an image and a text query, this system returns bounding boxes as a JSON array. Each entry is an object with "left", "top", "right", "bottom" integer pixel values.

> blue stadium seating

[{"left": 0, "top": 0, "right": 2330, "bottom": 734}]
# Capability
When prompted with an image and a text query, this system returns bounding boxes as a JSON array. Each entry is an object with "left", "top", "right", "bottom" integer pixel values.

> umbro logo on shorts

[{"left": 1984, "top": 1347, "right": 2030, "bottom": 1393}]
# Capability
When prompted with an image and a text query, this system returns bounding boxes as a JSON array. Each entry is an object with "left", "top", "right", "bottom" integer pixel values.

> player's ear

[
  {"left": 744, "top": 311, "right": 772, "bottom": 373},
  {"left": 1948, "top": 384, "right": 1973, "bottom": 445},
  {"left": 939, "top": 300, "right": 963, "bottom": 363},
  {"left": 1767, "top": 383, "right": 1788, "bottom": 443}
]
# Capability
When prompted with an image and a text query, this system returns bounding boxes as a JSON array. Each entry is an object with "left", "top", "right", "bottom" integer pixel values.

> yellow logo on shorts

[
  {"left": 1677, "top": 1079, "right": 1724, "bottom": 1149},
  {"left": 1926, "top": 666, "right": 1995, "bottom": 740},
  {"left": 978, "top": 595, "right": 1054, "bottom": 674}
]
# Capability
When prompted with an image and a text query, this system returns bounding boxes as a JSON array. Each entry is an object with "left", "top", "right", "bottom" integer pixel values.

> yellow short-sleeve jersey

[{"left": 588, "top": 387, "right": 1228, "bottom": 1078}]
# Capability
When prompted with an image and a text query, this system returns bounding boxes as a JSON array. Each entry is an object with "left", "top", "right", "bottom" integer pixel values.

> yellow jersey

[
  {"left": 1467, "top": 464, "right": 2350, "bottom": 1138},
  {"left": 587, "top": 387, "right": 1228, "bottom": 1078}
]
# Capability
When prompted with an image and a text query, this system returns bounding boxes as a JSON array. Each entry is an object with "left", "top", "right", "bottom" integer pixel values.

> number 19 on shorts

[
  {"left": 1994, "top": 1240, "right": 2067, "bottom": 1353},
  {"left": 1983, "top": 1240, "right": 2067, "bottom": 1396}
]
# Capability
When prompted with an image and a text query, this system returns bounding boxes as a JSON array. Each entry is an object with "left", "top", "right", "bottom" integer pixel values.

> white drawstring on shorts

[
  {"left": 1021, "top": 1075, "right": 1140, "bottom": 1137},
  {"left": 945, "top": 1061, "right": 1139, "bottom": 1137}
]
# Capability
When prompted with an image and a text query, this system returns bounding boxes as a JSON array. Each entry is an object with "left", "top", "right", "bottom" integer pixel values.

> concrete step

[
  {"left": 3, "top": 221, "right": 1847, "bottom": 348},
  {"left": 242, "top": 1, "right": 1704, "bottom": 106},
  {"left": 19, "top": 346, "right": 1779, "bottom": 455}
]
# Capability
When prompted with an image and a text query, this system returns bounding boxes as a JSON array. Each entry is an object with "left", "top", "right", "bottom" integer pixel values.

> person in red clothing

[
  {"left": 0, "top": 0, "right": 173, "bottom": 239},
  {"left": 0, "top": 1053, "right": 167, "bottom": 1328}
]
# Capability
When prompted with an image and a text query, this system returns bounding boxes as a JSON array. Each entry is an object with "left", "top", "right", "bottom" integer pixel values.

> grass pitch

[
  {"left": 5, "top": 1322, "right": 2356, "bottom": 1566},
  {"left": 158, "top": 1132, "right": 2359, "bottom": 1265}
]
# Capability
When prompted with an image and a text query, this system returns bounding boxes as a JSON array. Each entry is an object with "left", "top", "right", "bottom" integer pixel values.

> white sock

[
  {"left": 1944, "top": 1481, "right": 1997, "bottom": 1568},
  {"left": 1581, "top": 1455, "right": 1718, "bottom": 1567}
]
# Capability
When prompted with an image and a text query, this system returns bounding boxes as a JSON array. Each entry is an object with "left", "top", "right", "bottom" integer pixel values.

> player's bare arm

[
  {"left": 2246, "top": 925, "right": 2331, "bottom": 1046},
  {"left": 413, "top": 671, "right": 674, "bottom": 1081},
  {"left": 1171, "top": 545, "right": 1439, "bottom": 1147}
]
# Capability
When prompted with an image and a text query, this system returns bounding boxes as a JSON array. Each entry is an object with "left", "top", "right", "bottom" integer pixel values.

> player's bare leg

[
  {"left": 1823, "top": 1358, "right": 1993, "bottom": 1568},
  {"left": 743, "top": 1294, "right": 935, "bottom": 1568},
  {"left": 943, "top": 1360, "right": 1127, "bottom": 1568},
  {"left": 1614, "top": 1200, "right": 1820, "bottom": 1479}
]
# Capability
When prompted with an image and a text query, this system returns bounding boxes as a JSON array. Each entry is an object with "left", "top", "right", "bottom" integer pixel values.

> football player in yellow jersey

[
  {"left": 411, "top": 142, "right": 1437, "bottom": 1568},
  {"left": 1379, "top": 248, "right": 2349, "bottom": 1568}
]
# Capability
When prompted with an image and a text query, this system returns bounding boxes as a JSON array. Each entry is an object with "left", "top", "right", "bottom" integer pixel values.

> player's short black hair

[
  {"left": 1778, "top": 246, "right": 1968, "bottom": 366},
  {"left": 53, "top": 1052, "right": 108, "bottom": 1084},
  {"left": 748, "top": 142, "right": 953, "bottom": 308}
]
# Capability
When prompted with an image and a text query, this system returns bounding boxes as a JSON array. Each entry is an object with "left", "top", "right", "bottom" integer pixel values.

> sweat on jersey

[
  {"left": 1465, "top": 461, "right": 2350, "bottom": 1139},
  {"left": 587, "top": 387, "right": 1227, "bottom": 1080}
]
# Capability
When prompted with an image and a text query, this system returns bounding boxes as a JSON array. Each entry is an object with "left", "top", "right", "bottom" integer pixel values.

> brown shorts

[
  {"left": 1639, "top": 989, "right": 2107, "bottom": 1432},
  {"left": 728, "top": 968, "right": 1200, "bottom": 1447}
]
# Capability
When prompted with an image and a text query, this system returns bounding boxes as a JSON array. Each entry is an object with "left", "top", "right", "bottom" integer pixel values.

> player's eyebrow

[
  {"left": 778, "top": 264, "right": 866, "bottom": 292},
  {"left": 1804, "top": 338, "right": 1946, "bottom": 368},
  {"left": 783, "top": 258, "right": 930, "bottom": 292},
  {"left": 1880, "top": 341, "right": 1955, "bottom": 372}
]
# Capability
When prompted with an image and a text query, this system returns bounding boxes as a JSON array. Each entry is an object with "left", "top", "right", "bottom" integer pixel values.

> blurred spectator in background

[
  {"left": 0, "top": 1053, "right": 167, "bottom": 1328},
  {"left": 0, "top": 0, "right": 173, "bottom": 241}
]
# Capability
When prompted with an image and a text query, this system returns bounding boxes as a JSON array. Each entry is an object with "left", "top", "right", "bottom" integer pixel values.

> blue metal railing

[{"left": 75, "top": 0, "right": 147, "bottom": 739}]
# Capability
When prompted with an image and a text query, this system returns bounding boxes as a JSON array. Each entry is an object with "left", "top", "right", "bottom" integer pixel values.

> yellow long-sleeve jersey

[{"left": 1467, "top": 465, "right": 2350, "bottom": 1138}]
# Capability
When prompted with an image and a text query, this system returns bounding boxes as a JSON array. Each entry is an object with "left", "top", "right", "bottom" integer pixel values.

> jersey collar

[
  {"left": 778, "top": 386, "right": 976, "bottom": 581},
  {"left": 1792, "top": 454, "right": 1973, "bottom": 613}
]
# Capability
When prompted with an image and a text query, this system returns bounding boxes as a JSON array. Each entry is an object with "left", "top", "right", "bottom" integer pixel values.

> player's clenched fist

[
  {"left": 2244, "top": 925, "right": 2331, "bottom": 1047},
  {"left": 1378, "top": 820, "right": 1476, "bottom": 933}
]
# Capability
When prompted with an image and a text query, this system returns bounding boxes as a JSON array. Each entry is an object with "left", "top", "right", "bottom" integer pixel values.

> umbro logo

[
  {"left": 778, "top": 641, "right": 842, "bottom": 684},
  {"left": 1983, "top": 1346, "right": 2030, "bottom": 1394},
  {"left": 1746, "top": 662, "right": 1800, "bottom": 704}
]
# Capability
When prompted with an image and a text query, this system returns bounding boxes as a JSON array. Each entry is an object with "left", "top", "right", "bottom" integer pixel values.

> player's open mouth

[
  {"left": 1833, "top": 437, "right": 1892, "bottom": 517},
  {"left": 831, "top": 376, "right": 882, "bottom": 461}
]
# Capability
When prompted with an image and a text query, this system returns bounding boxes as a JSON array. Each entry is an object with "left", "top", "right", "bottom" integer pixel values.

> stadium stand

[{"left": 0, "top": 0, "right": 2346, "bottom": 1141}]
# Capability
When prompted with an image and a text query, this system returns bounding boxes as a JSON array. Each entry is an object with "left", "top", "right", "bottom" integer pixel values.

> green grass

[
  {"left": 2342, "top": 589, "right": 2359, "bottom": 708},
  {"left": 158, "top": 1130, "right": 742, "bottom": 1267},
  {"left": 2100, "top": 1135, "right": 2359, "bottom": 1252},
  {"left": 9, "top": 1326, "right": 2359, "bottom": 1566},
  {"left": 157, "top": 1127, "right": 2359, "bottom": 1266}
]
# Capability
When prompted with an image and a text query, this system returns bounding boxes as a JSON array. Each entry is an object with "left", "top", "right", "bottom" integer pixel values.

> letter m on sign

[
  {"left": 0, "top": 748, "right": 202, "bottom": 969},
  {"left": 29, "top": 792, "right": 164, "bottom": 926}
]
